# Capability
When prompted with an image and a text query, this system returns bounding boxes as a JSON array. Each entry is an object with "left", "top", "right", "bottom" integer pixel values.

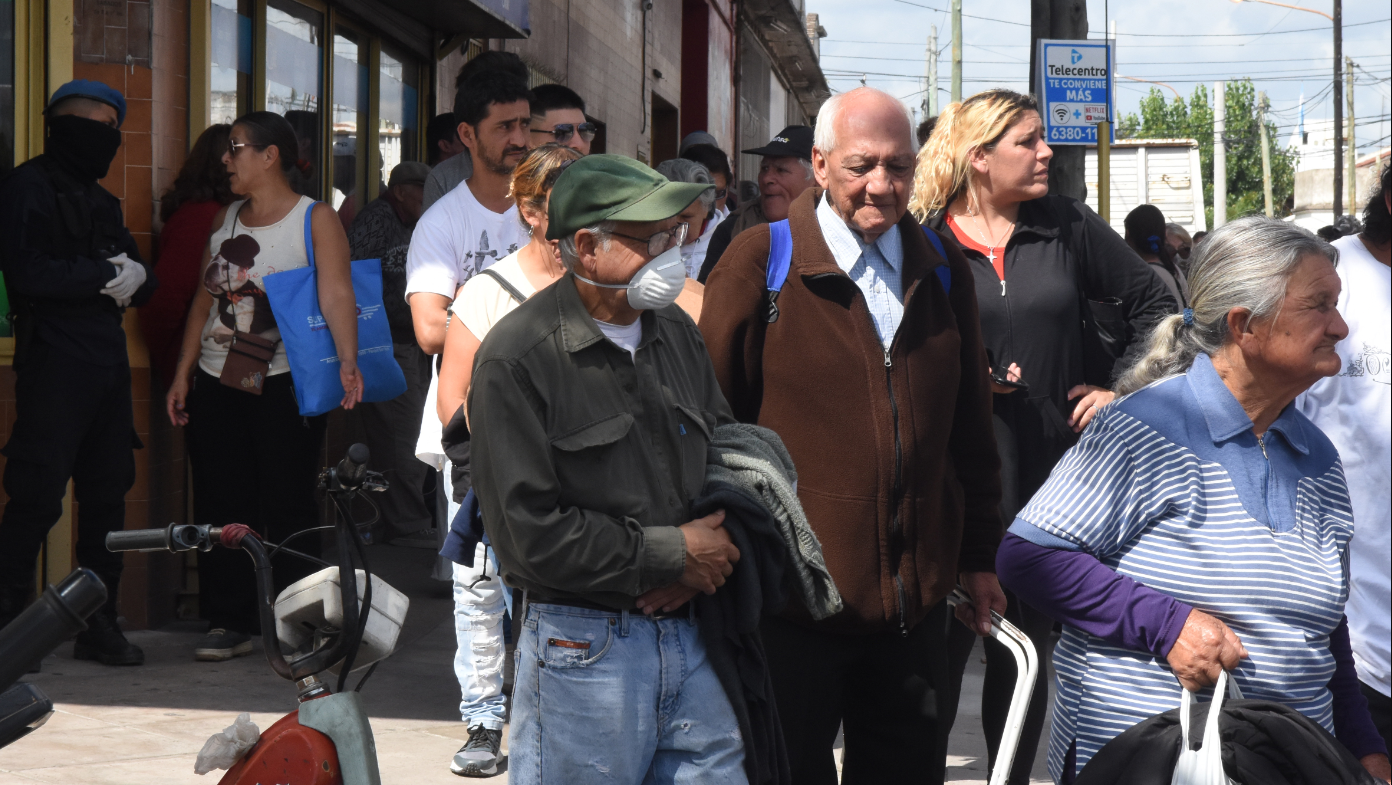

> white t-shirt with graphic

[
  {"left": 408, "top": 181, "right": 525, "bottom": 471},
  {"left": 198, "top": 196, "right": 315, "bottom": 377},
  {"left": 405, "top": 179, "right": 526, "bottom": 300},
  {"left": 1298, "top": 233, "right": 1391, "bottom": 696}
]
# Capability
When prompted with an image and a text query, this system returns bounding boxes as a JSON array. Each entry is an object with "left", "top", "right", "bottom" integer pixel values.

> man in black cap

[
  {"left": 0, "top": 79, "right": 158, "bottom": 666},
  {"left": 697, "top": 125, "right": 815, "bottom": 282}
]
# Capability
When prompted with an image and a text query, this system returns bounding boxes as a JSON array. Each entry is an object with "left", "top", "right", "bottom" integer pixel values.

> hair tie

[
  {"left": 295, "top": 159, "right": 312, "bottom": 174},
  {"left": 1147, "top": 235, "right": 1162, "bottom": 254},
  {"left": 1182, "top": 308, "right": 1194, "bottom": 326}
]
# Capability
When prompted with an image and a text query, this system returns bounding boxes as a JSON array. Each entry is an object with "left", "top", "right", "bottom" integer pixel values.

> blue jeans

[
  {"left": 452, "top": 549, "right": 508, "bottom": 730},
  {"left": 509, "top": 603, "right": 748, "bottom": 785}
]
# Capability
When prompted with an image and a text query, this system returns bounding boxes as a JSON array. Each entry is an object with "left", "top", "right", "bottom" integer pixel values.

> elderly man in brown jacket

[{"left": 700, "top": 86, "right": 1007, "bottom": 784}]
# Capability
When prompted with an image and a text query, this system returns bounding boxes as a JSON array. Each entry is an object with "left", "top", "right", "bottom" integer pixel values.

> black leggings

[{"left": 186, "top": 370, "right": 326, "bottom": 634}]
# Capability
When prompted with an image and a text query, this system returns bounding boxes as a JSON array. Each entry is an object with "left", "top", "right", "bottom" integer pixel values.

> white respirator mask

[{"left": 575, "top": 244, "right": 688, "bottom": 311}]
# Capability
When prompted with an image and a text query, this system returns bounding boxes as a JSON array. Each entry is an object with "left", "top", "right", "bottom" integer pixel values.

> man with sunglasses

[
  {"left": 469, "top": 155, "right": 748, "bottom": 784},
  {"left": 528, "top": 83, "right": 596, "bottom": 155},
  {"left": 405, "top": 66, "right": 531, "bottom": 778}
]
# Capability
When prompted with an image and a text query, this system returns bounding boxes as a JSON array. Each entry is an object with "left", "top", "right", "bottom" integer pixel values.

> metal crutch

[{"left": 946, "top": 587, "right": 1040, "bottom": 785}]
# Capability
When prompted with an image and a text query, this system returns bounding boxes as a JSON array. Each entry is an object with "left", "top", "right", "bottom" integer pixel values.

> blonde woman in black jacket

[{"left": 911, "top": 89, "right": 1176, "bottom": 785}]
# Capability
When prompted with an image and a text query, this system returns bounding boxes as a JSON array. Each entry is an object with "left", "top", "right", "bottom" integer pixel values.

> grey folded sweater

[{"left": 705, "top": 423, "right": 843, "bottom": 620}]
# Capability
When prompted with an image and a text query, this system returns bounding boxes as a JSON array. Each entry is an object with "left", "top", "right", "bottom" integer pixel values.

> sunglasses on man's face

[{"left": 531, "top": 122, "right": 598, "bottom": 144}]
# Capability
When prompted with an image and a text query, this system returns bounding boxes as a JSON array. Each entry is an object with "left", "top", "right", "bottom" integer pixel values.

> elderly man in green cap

[{"left": 468, "top": 155, "right": 746, "bottom": 783}]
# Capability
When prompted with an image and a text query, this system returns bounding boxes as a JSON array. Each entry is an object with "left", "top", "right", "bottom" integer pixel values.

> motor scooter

[{"left": 104, "top": 443, "right": 405, "bottom": 785}]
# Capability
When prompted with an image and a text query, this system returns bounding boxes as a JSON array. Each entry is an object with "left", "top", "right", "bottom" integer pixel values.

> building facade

[{"left": 0, "top": 0, "right": 826, "bottom": 627}]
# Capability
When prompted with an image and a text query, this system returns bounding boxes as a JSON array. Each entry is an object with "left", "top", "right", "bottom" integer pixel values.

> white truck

[{"left": 1084, "top": 138, "right": 1207, "bottom": 236}]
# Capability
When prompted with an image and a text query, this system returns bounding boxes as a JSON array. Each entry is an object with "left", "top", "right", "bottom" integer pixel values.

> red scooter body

[{"left": 219, "top": 709, "right": 342, "bottom": 785}]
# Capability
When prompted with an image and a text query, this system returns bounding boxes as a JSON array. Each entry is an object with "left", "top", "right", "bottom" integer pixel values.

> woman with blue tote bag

[{"left": 164, "top": 111, "right": 363, "bottom": 663}]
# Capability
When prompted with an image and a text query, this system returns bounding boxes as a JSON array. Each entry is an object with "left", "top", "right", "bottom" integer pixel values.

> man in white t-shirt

[
  {"left": 421, "top": 51, "right": 530, "bottom": 214},
  {"left": 404, "top": 68, "right": 531, "bottom": 778},
  {"left": 1298, "top": 168, "right": 1392, "bottom": 757}
]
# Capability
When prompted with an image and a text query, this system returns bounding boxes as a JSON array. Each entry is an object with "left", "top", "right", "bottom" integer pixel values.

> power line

[
  {"left": 821, "top": 53, "right": 1391, "bottom": 67},
  {"left": 883, "top": 0, "right": 1388, "bottom": 39},
  {"left": 890, "top": 0, "right": 1030, "bottom": 27},
  {"left": 1094, "top": 17, "right": 1388, "bottom": 38}
]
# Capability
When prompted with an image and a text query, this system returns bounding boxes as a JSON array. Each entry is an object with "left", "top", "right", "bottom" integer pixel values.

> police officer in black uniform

[{"left": 0, "top": 80, "right": 158, "bottom": 665}]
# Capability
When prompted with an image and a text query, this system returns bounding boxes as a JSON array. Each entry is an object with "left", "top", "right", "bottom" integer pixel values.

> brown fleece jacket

[{"left": 700, "top": 189, "right": 1002, "bottom": 635}]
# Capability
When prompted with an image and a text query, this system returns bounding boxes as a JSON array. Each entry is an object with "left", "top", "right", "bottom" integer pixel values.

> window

[
  {"left": 266, "top": 0, "right": 324, "bottom": 198},
  {"left": 196, "top": 0, "right": 427, "bottom": 202},
  {"left": 378, "top": 44, "right": 418, "bottom": 190},
  {"left": 331, "top": 26, "right": 366, "bottom": 221},
  {"left": 210, "top": 0, "right": 251, "bottom": 126}
]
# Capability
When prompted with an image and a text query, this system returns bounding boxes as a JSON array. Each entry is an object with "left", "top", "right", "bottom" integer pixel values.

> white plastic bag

[
  {"left": 194, "top": 712, "right": 261, "bottom": 775},
  {"left": 1171, "top": 670, "right": 1243, "bottom": 785}
]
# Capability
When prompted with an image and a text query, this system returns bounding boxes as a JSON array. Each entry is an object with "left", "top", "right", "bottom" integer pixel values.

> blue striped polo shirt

[{"left": 1009, "top": 353, "right": 1354, "bottom": 780}]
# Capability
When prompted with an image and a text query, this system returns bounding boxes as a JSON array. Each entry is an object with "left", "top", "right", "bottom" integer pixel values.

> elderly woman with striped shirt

[{"left": 997, "top": 217, "right": 1391, "bottom": 783}]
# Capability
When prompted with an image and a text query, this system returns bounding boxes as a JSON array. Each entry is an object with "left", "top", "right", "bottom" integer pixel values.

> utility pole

[
  {"left": 1029, "top": 0, "right": 1088, "bottom": 201},
  {"left": 1259, "top": 91, "right": 1274, "bottom": 217},
  {"left": 927, "top": 26, "right": 939, "bottom": 117},
  {"left": 1346, "top": 56, "right": 1356, "bottom": 212},
  {"left": 950, "top": 0, "right": 962, "bottom": 102},
  {"left": 1098, "top": 20, "right": 1115, "bottom": 223},
  {"left": 1333, "top": 0, "right": 1343, "bottom": 219},
  {"left": 1214, "top": 81, "right": 1227, "bottom": 228}
]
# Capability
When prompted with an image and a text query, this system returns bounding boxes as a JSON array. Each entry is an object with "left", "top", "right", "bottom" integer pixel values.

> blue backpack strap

[
  {"left": 765, "top": 219, "right": 793, "bottom": 323},
  {"left": 921, "top": 225, "right": 951, "bottom": 296},
  {"left": 302, "top": 200, "right": 318, "bottom": 267}
]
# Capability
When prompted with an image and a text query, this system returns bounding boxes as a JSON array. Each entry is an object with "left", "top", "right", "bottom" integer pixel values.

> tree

[{"left": 1118, "top": 81, "right": 1297, "bottom": 228}]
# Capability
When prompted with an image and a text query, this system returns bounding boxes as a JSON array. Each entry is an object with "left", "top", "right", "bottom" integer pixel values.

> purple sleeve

[
  {"left": 996, "top": 532, "right": 1192, "bottom": 658},
  {"left": 1330, "top": 616, "right": 1388, "bottom": 759}
]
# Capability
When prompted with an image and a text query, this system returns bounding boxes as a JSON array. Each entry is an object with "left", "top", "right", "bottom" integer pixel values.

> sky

[{"left": 806, "top": 0, "right": 1391, "bottom": 155}]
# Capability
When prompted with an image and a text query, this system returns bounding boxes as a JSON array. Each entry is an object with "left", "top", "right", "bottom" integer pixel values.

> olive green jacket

[{"left": 467, "top": 273, "right": 734, "bottom": 609}]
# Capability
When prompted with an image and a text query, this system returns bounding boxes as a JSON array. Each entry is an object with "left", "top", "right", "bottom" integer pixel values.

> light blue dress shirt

[{"left": 815, "top": 195, "right": 904, "bottom": 347}]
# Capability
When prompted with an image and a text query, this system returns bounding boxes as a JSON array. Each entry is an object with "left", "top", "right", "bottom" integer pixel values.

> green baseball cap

[{"left": 546, "top": 154, "right": 713, "bottom": 241}]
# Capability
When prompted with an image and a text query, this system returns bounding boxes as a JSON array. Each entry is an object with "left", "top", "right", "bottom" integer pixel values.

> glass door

[
  {"left": 331, "top": 25, "right": 367, "bottom": 224},
  {"left": 210, "top": 0, "right": 252, "bottom": 126},
  {"left": 265, "top": 0, "right": 324, "bottom": 198},
  {"left": 377, "top": 43, "right": 419, "bottom": 191}
]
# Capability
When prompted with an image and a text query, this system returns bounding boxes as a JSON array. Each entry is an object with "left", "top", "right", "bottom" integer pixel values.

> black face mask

[{"left": 46, "top": 114, "right": 123, "bottom": 183}]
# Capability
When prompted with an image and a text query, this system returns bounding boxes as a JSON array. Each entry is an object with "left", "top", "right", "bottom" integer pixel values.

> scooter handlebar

[
  {"left": 105, "top": 527, "right": 175, "bottom": 552},
  {"left": 335, "top": 443, "right": 370, "bottom": 490}
]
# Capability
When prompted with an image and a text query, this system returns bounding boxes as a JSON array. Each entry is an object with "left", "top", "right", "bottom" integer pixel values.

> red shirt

[
  {"left": 945, "top": 213, "right": 1004, "bottom": 284},
  {"left": 141, "top": 200, "right": 223, "bottom": 387}
]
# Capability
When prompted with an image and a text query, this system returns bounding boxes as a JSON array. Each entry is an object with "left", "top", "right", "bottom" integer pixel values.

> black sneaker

[
  {"left": 194, "top": 628, "right": 253, "bottom": 662},
  {"left": 450, "top": 724, "right": 503, "bottom": 777},
  {"left": 72, "top": 611, "right": 144, "bottom": 666}
]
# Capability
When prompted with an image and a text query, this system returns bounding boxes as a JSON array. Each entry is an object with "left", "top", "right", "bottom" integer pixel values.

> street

[{"left": 0, "top": 545, "right": 1053, "bottom": 784}]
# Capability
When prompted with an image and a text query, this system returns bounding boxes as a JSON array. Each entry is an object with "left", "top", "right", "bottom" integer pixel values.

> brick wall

[
  {"left": 510, "top": 0, "right": 684, "bottom": 164},
  {"left": 61, "top": 0, "right": 190, "bottom": 629}
]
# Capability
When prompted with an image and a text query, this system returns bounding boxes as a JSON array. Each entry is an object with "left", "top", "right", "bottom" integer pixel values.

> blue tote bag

[{"left": 261, "top": 202, "right": 407, "bottom": 417}]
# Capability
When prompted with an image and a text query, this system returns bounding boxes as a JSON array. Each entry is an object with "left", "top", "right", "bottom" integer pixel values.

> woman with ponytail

[
  {"left": 997, "top": 216, "right": 1390, "bottom": 783},
  {"left": 913, "top": 89, "right": 1176, "bottom": 785},
  {"left": 1125, "top": 203, "right": 1189, "bottom": 307},
  {"left": 163, "top": 110, "right": 363, "bottom": 664}
]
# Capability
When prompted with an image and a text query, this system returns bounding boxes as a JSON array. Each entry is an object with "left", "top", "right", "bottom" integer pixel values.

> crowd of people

[{"left": 0, "top": 60, "right": 1388, "bottom": 785}]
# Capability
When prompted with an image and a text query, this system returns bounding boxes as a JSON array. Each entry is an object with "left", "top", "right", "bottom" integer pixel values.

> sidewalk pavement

[{"left": 0, "top": 545, "right": 1052, "bottom": 784}]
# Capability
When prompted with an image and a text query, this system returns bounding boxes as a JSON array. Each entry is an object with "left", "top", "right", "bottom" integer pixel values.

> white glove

[{"left": 101, "top": 254, "right": 147, "bottom": 307}]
